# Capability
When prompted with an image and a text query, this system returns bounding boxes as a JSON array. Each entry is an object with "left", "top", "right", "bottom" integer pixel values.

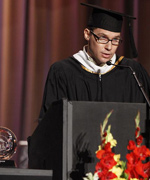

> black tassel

[{"left": 128, "top": 20, "right": 138, "bottom": 58}]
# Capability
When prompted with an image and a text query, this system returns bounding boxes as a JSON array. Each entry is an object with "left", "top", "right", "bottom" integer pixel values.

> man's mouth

[{"left": 102, "top": 53, "right": 111, "bottom": 58}]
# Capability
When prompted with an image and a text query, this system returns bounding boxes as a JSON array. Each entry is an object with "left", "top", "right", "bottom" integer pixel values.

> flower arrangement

[{"left": 83, "top": 110, "right": 150, "bottom": 180}]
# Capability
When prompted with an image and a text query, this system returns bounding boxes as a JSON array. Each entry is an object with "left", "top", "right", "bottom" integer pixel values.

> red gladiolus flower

[
  {"left": 135, "top": 127, "right": 140, "bottom": 137},
  {"left": 126, "top": 160, "right": 140, "bottom": 178},
  {"left": 125, "top": 169, "right": 139, "bottom": 179},
  {"left": 96, "top": 150, "right": 115, "bottom": 160},
  {"left": 126, "top": 152, "right": 138, "bottom": 165},
  {"left": 103, "top": 142, "right": 110, "bottom": 150},
  {"left": 136, "top": 127, "right": 140, "bottom": 131},
  {"left": 95, "top": 162, "right": 106, "bottom": 178},
  {"left": 100, "top": 156, "right": 117, "bottom": 170},
  {"left": 96, "top": 149, "right": 106, "bottom": 160},
  {"left": 104, "top": 142, "right": 112, "bottom": 152},
  {"left": 103, "top": 131, "right": 107, "bottom": 137},
  {"left": 100, "top": 171, "right": 117, "bottom": 180},
  {"left": 143, "top": 162, "right": 150, "bottom": 177},
  {"left": 133, "top": 145, "right": 150, "bottom": 161},
  {"left": 135, "top": 161, "right": 150, "bottom": 178},
  {"left": 96, "top": 142, "right": 114, "bottom": 160},
  {"left": 127, "top": 140, "right": 136, "bottom": 150},
  {"left": 136, "top": 135, "right": 143, "bottom": 145}
]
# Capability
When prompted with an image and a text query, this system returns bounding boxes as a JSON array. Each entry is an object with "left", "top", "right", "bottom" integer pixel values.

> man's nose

[{"left": 105, "top": 40, "right": 112, "bottom": 50}]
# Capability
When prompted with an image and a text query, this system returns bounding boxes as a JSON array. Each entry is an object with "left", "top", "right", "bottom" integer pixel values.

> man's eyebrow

[
  {"left": 113, "top": 36, "right": 121, "bottom": 39},
  {"left": 96, "top": 33, "right": 108, "bottom": 37},
  {"left": 96, "top": 33, "right": 121, "bottom": 39},
  {"left": 96, "top": 33, "right": 121, "bottom": 38},
  {"left": 96, "top": 33, "right": 105, "bottom": 36}
]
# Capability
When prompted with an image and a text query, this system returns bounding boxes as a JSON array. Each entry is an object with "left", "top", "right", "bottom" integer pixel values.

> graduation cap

[{"left": 81, "top": 2, "right": 138, "bottom": 58}]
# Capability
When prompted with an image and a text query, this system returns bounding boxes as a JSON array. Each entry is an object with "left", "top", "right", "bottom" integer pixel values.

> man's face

[{"left": 84, "top": 28, "right": 121, "bottom": 65}]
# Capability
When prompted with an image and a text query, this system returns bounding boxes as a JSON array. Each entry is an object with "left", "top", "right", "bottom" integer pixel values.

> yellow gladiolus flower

[
  {"left": 107, "top": 133, "right": 117, "bottom": 148},
  {"left": 110, "top": 166, "right": 123, "bottom": 178},
  {"left": 113, "top": 154, "right": 121, "bottom": 163}
]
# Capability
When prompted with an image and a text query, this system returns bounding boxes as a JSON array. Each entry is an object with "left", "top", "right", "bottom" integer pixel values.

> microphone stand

[
  {"left": 129, "top": 66, "right": 150, "bottom": 108},
  {"left": 107, "top": 61, "right": 150, "bottom": 151}
]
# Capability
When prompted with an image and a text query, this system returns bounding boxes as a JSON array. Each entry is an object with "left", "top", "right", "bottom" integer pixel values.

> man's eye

[
  {"left": 99, "top": 36, "right": 108, "bottom": 40},
  {"left": 113, "top": 38, "right": 120, "bottom": 42}
]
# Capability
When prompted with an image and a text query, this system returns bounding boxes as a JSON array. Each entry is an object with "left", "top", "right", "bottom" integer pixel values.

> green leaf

[
  {"left": 122, "top": 172, "right": 128, "bottom": 179},
  {"left": 121, "top": 161, "right": 126, "bottom": 170}
]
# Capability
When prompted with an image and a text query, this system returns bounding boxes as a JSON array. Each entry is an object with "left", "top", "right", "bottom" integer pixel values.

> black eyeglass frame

[{"left": 90, "top": 30, "right": 122, "bottom": 46}]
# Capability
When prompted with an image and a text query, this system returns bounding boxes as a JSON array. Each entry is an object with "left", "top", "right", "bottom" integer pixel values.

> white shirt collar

[{"left": 73, "top": 46, "right": 116, "bottom": 74}]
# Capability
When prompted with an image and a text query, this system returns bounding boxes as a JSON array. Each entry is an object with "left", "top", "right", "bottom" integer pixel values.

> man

[{"left": 39, "top": 3, "right": 150, "bottom": 121}]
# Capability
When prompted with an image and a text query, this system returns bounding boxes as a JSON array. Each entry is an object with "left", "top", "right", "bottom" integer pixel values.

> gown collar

[{"left": 73, "top": 46, "right": 116, "bottom": 74}]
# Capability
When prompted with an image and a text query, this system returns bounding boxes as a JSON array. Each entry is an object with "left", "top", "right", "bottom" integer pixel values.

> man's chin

[{"left": 96, "top": 59, "right": 109, "bottom": 66}]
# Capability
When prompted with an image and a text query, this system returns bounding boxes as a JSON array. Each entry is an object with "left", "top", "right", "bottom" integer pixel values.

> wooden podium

[{"left": 28, "top": 99, "right": 148, "bottom": 180}]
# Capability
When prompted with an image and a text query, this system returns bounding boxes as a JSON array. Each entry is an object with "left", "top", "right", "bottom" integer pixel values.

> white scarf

[{"left": 73, "top": 46, "right": 116, "bottom": 74}]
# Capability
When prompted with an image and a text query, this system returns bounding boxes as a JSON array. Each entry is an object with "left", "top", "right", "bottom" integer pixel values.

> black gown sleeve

[{"left": 39, "top": 62, "right": 68, "bottom": 121}]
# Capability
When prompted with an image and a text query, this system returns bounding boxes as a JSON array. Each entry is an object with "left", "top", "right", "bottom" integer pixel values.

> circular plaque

[{"left": 0, "top": 127, "right": 17, "bottom": 160}]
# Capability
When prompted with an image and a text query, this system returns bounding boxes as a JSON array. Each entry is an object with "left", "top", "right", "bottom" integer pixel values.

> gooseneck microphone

[
  {"left": 106, "top": 60, "right": 150, "bottom": 108},
  {"left": 106, "top": 60, "right": 133, "bottom": 71}
]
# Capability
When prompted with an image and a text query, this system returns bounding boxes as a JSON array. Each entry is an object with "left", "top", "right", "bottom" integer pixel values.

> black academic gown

[{"left": 39, "top": 56, "right": 150, "bottom": 120}]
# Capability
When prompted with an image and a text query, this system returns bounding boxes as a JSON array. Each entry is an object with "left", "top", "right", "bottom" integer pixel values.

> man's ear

[{"left": 84, "top": 28, "right": 90, "bottom": 41}]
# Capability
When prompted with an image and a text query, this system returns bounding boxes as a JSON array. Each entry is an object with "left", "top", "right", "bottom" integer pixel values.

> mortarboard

[{"left": 81, "top": 2, "right": 138, "bottom": 58}]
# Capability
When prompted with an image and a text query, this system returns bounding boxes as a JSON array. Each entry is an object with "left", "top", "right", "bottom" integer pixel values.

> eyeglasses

[{"left": 90, "top": 30, "right": 122, "bottom": 46}]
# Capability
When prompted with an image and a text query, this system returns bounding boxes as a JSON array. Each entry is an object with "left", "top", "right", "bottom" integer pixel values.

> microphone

[
  {"left": 106, "top": 60, "right": 150, "bottom": 107},
  {"left": 106, "top": 60, "right": 133, "bottom": 71},
  {"left": 106, "top": 61, "right": 112, "bottom": 66}
]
